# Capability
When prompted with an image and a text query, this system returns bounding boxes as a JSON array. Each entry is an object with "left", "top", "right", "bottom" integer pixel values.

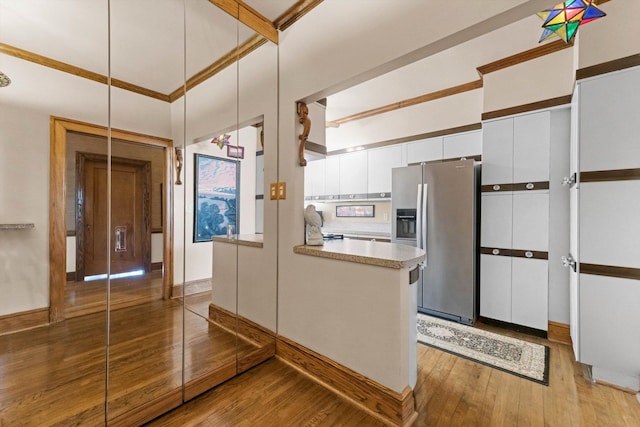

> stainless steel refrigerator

[{"left": 392, "top": 159, "right": 478, "bottom": 325}]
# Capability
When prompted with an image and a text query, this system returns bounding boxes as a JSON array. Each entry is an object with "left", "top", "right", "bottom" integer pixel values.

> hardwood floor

[
  {"left": 148, "top": 322, "right": 640, "bottom": 427},
  {"left": 2, "top": 306, "right": 639, "bottom": 426}
]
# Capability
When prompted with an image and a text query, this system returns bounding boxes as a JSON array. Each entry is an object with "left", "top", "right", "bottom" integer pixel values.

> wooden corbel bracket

[{"left": 297, "top": 102, "right": 310, "bottom": 167}]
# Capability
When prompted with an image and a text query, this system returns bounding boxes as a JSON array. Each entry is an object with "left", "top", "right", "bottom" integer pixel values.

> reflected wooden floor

[
  {"left": 150, "top": 322, "right": 640, "bottom": 427},
  {"left": 65, "top": 271, "right": 165, "bottom": 318},
  {"left": 0, "top": 296, "right": 254, "bottom": 425}
]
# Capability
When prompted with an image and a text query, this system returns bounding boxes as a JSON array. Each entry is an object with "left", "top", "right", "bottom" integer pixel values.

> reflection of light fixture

[
  {"left": 0, "top": 71, "right": 10, "bottom": 87},
  {"left": 537, "top": 0, "right": 606, "bottom": 44},
  {"left": 211, "top": 134, "right": 231, "bottom": 149}
]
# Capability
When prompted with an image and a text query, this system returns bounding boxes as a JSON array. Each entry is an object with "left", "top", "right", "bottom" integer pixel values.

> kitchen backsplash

[{"left": 307, "top": 201, "right": 391, "bottom": 236}]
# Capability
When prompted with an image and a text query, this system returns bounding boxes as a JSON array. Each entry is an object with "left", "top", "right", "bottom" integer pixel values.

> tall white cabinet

[
  {"left": 480, "top": 110, "right": 565, "bottom": 332},
  {"left": 570, "top": 66, "right": 640, "bottom": 391}
]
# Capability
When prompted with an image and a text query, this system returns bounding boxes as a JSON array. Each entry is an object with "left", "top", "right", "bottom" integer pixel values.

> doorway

[
  {"left": 75, "top": 153, "right": 151, "bottom": 280},
  {"left": 49, "top": 116, "right": 174, "bottom": 323}
]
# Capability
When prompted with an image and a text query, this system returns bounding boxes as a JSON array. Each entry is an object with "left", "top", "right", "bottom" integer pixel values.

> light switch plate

[
  {"left": 277, "top": 182, "right": 286, "bottom": 200},
  {"left": 270, "top": 183, "right": 278, "bottom": 200}
]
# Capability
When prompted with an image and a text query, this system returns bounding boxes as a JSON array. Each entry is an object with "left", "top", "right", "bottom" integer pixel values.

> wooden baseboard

[
  {"left": 548, "top": 321, "right": 572, "bottom": 346},
  {"left": 173, "top": 278, "right": 212, "bottom": 297},
  {"left": 0, "top": 307, "right": 49, "bottom": 336},
  {"left": 208, "top": 304, "right": 277, "bottom": 373},
  {"left": 184, "top": 363, "right": 237, "bottom": 402},
  {"left": 276, "top": 335, "right": 416, "bottom": 426},
  {"left": 151, "top": 262, "right": 163, "bottom": 271}
]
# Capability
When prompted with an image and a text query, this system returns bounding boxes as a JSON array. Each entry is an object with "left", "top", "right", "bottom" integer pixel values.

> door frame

[
  {"left": 75, "top": 152, "right": 152, "bottom": 281},
  {"left": 49, "top": 116, "right": 174, "bottom": 323}
]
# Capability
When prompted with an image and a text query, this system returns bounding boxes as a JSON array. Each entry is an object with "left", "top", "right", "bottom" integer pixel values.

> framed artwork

[
  {"left": 227, "top": 145, "right": 245, "bottom": 159},
  {"left": 193, "top": 154, "right": 240, "bottom": 242},
  {"left": 336, "top": 205, "right": 375, "bottom": 218}
]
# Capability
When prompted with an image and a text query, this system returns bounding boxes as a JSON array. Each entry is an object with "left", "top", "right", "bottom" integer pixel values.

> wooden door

[{"left": 77, "top": 154, "right": 151, "bottom": 279}]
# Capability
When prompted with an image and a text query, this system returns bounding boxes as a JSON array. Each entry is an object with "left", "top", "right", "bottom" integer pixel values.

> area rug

[{"left": 417, "top": 314, "right": 549, "bottom": 385}]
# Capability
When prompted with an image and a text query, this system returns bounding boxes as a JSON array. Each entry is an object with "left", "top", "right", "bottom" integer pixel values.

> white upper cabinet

[
  {"left": 304, "top": 159, "right": 325, "bottom": 198},
  {"left": 339, "top": 151, "right": 368, "bottom": 196},
  {"left": 407, "top": 137, "right": 442, "bottom": 163},
  {"left": 482, "top": 119, "right": 513, "bottom": 185},
  {"left": 367, "top": 145, "right": 403, "bottom": 195},
  {"left": 513, "top": 111, "right": 550, "bottom": 183},
  {"left": 443, "top": 130, "right": 482, "bottom": 160},
  {"left": 579, "top": 68, "right": 640, "bottom": 171},
  {"left": 325, "top": 156, "right": 340, "bottom": 196}
]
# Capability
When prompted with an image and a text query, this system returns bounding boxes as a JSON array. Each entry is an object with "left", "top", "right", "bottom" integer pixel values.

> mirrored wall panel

[{"left": 0, "top": 0, "right": 110, "bottom": 424}]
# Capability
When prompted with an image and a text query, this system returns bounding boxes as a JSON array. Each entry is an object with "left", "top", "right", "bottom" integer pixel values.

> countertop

[
  {"left": 212, "top": 234, "right": 264, "bottom": 248},
  {"left": 294, "top": 239, "right": 425, "bottom": 269}
]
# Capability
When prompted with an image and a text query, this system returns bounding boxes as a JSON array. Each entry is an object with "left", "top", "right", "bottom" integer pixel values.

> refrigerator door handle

[
  {"left": 416, "top": 184, "right": 423, "bottom": 249},
  {"left": 422, "top": 183, "right": 428, "bottom": 252}
]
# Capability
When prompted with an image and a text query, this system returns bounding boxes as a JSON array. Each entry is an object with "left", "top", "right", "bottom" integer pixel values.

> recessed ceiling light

[{"left": 0, "top": 71, "right": 10, "bottom": 87}]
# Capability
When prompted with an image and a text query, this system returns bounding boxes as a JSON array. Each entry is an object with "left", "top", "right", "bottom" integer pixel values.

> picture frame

[
  {"left": 193, "top": 153, "right": 240, "bottom": 242},
  {"left": 227, "top": 145, "right": 245, "bottom": 159},
  {"left": 336, "top": 205, "right": 375, "bottom": 218}
]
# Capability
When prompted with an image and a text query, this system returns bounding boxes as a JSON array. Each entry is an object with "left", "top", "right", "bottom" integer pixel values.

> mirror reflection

[{"left": 1, "top": 0, "right": 278, "bottom": 423}]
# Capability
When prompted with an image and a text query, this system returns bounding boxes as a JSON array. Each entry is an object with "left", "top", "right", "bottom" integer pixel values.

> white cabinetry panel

[
  {"left": 304, "top": 159, "right": 325, "bottom": 198},
  {"left": 512, "top": 192, "right": 549, "bottom": 251},
  {"left": 480, "top": 255, "right": 512, "bottom": 323},
  {"left": 407, "top": 137, "right": 442, "bottom": 163},
  {"left": 579, "top": 68, "right": 640, "bottom": 171},
  {"left": 580, "top": 274, "right": 640, "bottom": 380},
  {"left": 480, "top": 193, "right": 513, "bottom": 249},
  {"left": 482, "top": 118, "right": 513, "bottom": 185},
  {"left": 367, "top": 145, "right": 402, "bottom": 195},
  {"left": 511, "top": 258, "right": 549, "bottom": 330},
  {"left": 443, "top": 131, "right": 482, "bottom": 160},
  {"left": 513, "top": 112, "right": 550, "bottom": 183},
  {"left": 579, "top": 181, "right": 640, "bottom": 268},
  {"left": 339, "top": 151, "right": 368, "bottom": 196},
  {"left": 325, "top": 156, "right": 340, "bottom": 196}
]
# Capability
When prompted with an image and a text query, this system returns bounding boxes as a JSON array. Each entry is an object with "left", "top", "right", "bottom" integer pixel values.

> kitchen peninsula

[{"left": 289, "top": 239, "right": 425, "bottom": 425}]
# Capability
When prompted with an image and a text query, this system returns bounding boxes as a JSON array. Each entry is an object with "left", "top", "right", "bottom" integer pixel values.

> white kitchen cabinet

[
  {"left": 480, "top": 193, "right": 512, "bottom": 249},
  {"left": 325, "top": 155, "right": 340, "bottom": 197},
  {"left": 339, "top": 151, "right": 367, "bottom": 197},
  {"left": 304, "top": 158, "right": 325, "bottom": 198},
  {"left": 511, "top": 258, "right": 548, "bottom": 330},
  {"left": 513, "top": 112, "right": 550, "bottom": 183},
  {"left": 443, "top": 130, "right": 482, "bottom": 160},
  {"left": 367, "top": 145, "right": 403, "bottom": 195},
  {"left": 480, "top": 255, "right": 512, "bottom": 323},
  {"left": 406, "top": 137, "right": 442, "bottom": 163},
  {"left": 512, "top": 192, "right": 549, "bottom": 251},
  {"left": 482, "top": 119, "right": 513, "bottom": 185},
  {"left": 569, "top": 67, "right": 640, "bottom": 391}
]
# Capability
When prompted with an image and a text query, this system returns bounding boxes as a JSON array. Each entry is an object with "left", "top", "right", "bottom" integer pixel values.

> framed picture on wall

[
  {"left": 227, "top": 145, "right": 245, "bottom": 159},
  {"left": 193, "top": 154, "right": 240, "bottom": 242}
]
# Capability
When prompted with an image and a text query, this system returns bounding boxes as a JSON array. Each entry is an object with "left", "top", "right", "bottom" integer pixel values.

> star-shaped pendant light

[
  {"left": 538, "top": 0, "right": 606, "bottom": 43},
  {"left": 212, "top": 134, "right": 231, "bottom": 149}
]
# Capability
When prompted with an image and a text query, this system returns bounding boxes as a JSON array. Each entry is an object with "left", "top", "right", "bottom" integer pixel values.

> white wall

[{"left": 578, "top": 0, "right": 640, "bottom": 70}]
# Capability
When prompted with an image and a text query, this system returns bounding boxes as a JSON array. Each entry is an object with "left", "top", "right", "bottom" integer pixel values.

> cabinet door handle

[{"left": 561, "top": 254, "right": 576, "bottom": 272}]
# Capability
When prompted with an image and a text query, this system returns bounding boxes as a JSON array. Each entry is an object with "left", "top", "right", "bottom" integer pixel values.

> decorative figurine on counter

[{"left": 304, "top": 204, "right": 324, "bottom": 246}]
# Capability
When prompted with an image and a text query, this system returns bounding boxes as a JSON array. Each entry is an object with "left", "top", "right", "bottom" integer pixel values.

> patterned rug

[{"left": 417, "top": 314, "right": 549, "bottom": 385}]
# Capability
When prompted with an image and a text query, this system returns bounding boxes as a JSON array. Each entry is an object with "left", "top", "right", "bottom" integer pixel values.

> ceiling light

[
  {"left": 537, "top": 0, "right": 606, "bottom": 43},
  {"left": 0, "top": 71, "right": 10, "bottom": 87}
]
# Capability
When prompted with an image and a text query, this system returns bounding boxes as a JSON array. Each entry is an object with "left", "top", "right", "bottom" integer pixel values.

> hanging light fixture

[
  {"left": 537, "top": 0, "right": 606, "bottom": 44},
  {"left": 0, "top": 70, "right": 10, "bottom": 87},
  {"left": 211, "top": 134, "right": 231, "bottom": 150}
]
